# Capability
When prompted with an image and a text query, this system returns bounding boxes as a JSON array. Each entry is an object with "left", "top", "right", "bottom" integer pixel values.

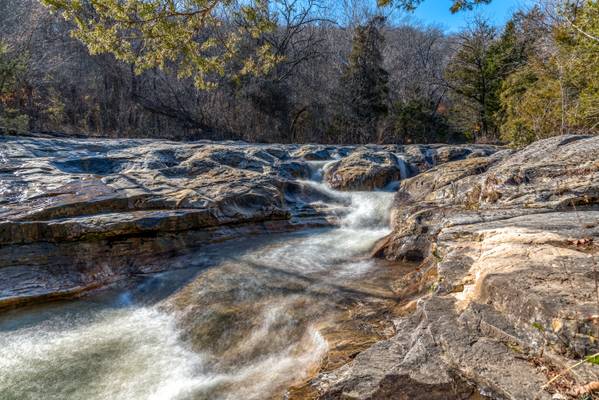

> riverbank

[
  {"left": 306, "top": 135, "right": 599, "bottom": 399},
  {"left": 0, "top": 136, "right": 495, "bottom": 309},
  {"left": 1, "top": 135, "right": 598, "bottom": 399}
]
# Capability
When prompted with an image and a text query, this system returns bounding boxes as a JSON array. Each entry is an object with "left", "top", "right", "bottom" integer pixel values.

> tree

[
  {"left": 390, "top": 98, "right": 451, "bottom": 144},
  {"left": 377, "top": 0, "right": 491, "bottom": 12},
  {"left": 0, "top": 41, "right": 28, "bottom": 133},
  {"left": 445, "top": 18, "right": 498, "bottom": 141},
  {"left": 41, "top": 0, "right": 281, "bottom": 89},
  {"left": 498, "top": 2, "right": 599, "bottom": 146},
  {"left": 562, "top": 0, "right": 599, "bottom": 132},
  {"left": 40, "top": 0, "right": 494, "bottom": 91},
  {"left": 383, "top": 25, "right": 453, "bottom": 144},
  {"left": 332, "top": 16, "right": 389, "bottom": 143}
]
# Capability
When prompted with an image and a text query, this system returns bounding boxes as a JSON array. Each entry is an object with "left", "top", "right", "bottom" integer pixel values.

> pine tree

[
  {"left": 333, "top": 16, "right": 389, "bottom": 143},
  {"left": 498, "top": 2, "right": 599, "bottom": 146},
  {"left": 41, "top": 0, "right": 280, "bottom": 90},
  {"left": 445, "top": 18, "right": 498, "bottom": 141},
  {"left": 445, "top": 14, "right": 531, "bottom": 142}
]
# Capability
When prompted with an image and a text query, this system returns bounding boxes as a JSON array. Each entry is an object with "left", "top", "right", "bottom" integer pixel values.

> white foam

[
  {"left": 0, "top": 307, "right": 205, "bottom": 400},
  {"left": 1, "top": 158, "right": 396, "bottom": 400}
]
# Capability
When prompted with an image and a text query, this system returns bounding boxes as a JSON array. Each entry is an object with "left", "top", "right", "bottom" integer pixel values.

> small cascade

[
  {"left": 0, "top": 155, "right": 399, "bottom": 400},
  {"left": 299, "top": 160, "right": 394, "bottom": 232},
  {"left": 305, "top": 159, "right": 336, "bottom": 182},
  {"left": 395, "top": 154, "right": 410, "bottom": 180}
]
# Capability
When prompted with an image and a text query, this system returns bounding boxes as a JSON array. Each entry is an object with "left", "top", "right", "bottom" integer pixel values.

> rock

[
  {"left": 0, "top": 137, "right": 506, "bottom": 309},
  {"left": 292, "top": 145, "right": 332, "bottom": 161},
  {"left": 307, "top": 296, "right": 553, "bottom": 399},
  {"left": 5, "top": 133, "right": 567, "bottom": 397},
  {"left": 434, "top": 144, "right": 498, "bottom": 164},
  {"left": 324, "top": 150, "right": 402, "bottom": 191},
  {"left": 322, "top": 135, "right": 599, "bottom": 399},
  {"left": 278, "top": 161, "right": 312, "bottom": 179},
  {"left": 0, "top": 136, "right": 339, "bottom": 309}
]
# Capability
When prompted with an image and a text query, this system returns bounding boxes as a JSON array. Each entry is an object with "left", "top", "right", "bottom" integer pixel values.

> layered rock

[
  {"left": 0, "top": 138, "right": 299, "bottom": 308},
  {"left": 0, "top": 135, "right": 494, "bottom": 309},
  {"left": 324, "top": 150, "right": 405, "bottom": 191},
  {"left": 323, "top": 144, "right": 499, "bottom": 191},
  {"left": 307, "top": 136, "right": 599, "bottom": 399}
]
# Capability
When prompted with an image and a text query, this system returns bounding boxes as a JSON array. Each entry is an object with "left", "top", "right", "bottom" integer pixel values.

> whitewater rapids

[{"left": 0, "top": 168, "right": 397, "bottom": 400}]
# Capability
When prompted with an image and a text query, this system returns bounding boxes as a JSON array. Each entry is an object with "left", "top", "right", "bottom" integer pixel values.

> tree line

[{"left": 0, "top": 0, "right": 597, "bottom": 146}]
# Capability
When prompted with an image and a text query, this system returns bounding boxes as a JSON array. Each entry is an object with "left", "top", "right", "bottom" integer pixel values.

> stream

[{"left": 0, "top": 168, "right": 407, "bottom": 400}]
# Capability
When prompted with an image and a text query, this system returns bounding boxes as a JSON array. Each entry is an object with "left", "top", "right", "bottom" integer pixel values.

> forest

[{"left": 0, "top": 0, "right": 598, "bottom": 145}]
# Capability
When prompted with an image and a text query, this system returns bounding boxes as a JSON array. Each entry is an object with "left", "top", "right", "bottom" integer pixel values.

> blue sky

[{"left": 404, "top": 0, "right": 529, "bottom": 32}]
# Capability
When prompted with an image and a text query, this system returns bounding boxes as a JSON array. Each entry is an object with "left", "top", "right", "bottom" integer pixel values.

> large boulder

[{"left": 324, "top": 150, "right": 403, "bottom": 191}]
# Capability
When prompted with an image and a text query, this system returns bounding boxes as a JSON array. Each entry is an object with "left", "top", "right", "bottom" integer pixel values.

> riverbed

[{"left": 0, "top": 166, "right": 410, "bottom": 400}]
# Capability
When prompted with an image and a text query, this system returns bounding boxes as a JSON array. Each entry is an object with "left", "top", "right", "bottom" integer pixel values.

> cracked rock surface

[
  {"left": 0, "top": 136, "right": 491, "bottom": 309},
  {"left": 305, "top": 136, "right": 599, "bottom": 399}
]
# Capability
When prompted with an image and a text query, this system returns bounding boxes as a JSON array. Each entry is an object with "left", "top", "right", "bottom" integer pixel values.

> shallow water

[{"left": 0, "top": 171, "right": 406, "bottom": 400}]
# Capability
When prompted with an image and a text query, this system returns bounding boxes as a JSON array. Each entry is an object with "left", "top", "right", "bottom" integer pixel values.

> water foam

[
  {"left": 1, "top": 155, "right": 396, "bottom": 400},
  {"left": 0, "top": 307, "right": 205, "bottom": 400}
]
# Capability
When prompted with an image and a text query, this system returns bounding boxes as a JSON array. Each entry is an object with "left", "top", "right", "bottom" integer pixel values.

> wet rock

[
  {"left": 0, "top": 137, "right": 332, "bottom": 308},
  {"left": 0, "top": 137, "right": 505, "bottom": 309},
  {"left": 6, "top": 133, "right": 563, "bottom": 398},
  {"left": 278, "top": 161, "right": 311, "bottom": 180}
]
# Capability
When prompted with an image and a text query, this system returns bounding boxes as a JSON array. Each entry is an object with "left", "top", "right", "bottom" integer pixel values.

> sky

[{"left": 404, "top": 0, "right": 530, "bottom": 32}]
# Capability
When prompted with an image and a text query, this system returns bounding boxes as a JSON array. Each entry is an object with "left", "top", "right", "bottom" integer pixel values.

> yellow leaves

[{"left": 40, "top": 0, "right": 281, "bottom": 89}]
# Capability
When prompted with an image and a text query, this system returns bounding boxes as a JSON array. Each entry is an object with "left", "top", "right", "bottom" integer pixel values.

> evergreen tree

[
  {"left": 333, "top": 16, "right": 389, "bottom": 143},
  {"left": 446, "top": 14, "right": 531, "bottom": 142},
  {"left": 498, "top": 3, "right": 599, "bottom": 146},
  {"left": 445, "top": 18, "right": 498, "bottom": 141},
  {"left": 41, "top": 0, "right": 280, "bottom": 90},
  {"left": 390, "top": 99, "right": 450, "bottom": 144}
]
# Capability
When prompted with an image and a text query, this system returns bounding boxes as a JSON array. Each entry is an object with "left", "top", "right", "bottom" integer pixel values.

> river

[{"left": 0, "top": 166, "right": 407, "bottom": 400}]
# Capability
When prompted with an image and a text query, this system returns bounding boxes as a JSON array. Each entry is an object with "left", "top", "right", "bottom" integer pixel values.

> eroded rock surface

[
  {"left": 324, "top": 150, "right": 404, "bottom": 191},
  {"left": 0, "top": 136, "right": 490, "bottom": 309},
  {"left": 306, "top": 136, "right": 599, "bottom": 399},
  {"left": 4, "top": 134, "right": 597, "bottom": 398}
]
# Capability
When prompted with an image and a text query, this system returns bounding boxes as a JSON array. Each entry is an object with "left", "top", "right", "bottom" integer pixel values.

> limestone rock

[
  {"left": 341, "top": 135, "right": 599, "bottom": 399},
  {"left": 0, "top": 137, "right": 321, "bottom": 308},
  {"left": 324, "top": 151, "right": 403, "bottom": 191},
  {"left": 292, "top": 145, "right": 332, "bottom": 161}
]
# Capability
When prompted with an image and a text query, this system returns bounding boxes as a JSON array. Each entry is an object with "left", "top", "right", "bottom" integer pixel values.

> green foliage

[
  {"left": 585, "top": 353, "right": 599, "bottom": 365},
  {"left": 0, "top": 42, "right": 24, "bottom": 96},
  {"left": 41, "top": 0, "right": 281, "bottom": 89},
  {"left": 390, "top": 99, "right": 450, "bottom": 144},
  {"left": 498, "top": 2, "right": 599, "bottom": 147},
  {"left": 445, "top": 10, "right": 536, "bottom": 144},
  {"left": 377, "top": 0, "right": 491, "bottom": 13},
  {"left": 499, "top": 62, "right": 563, "bottom": 147},
  {"left": 562, "top": 0, "right": 599, "bottom": 131},
  {"left": 445, "top": 19, "right": 499, "bottom": 141},
  {"left": 532, "top": 322, "right": 545, "bottom": 332},
  {"left": 333, "top": 17, "right": 389, "bottom": 143}
]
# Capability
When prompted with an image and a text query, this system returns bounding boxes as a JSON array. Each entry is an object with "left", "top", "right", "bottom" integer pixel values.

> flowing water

[{"left": 0, "top": 169, "right": 408, "bottom": 400}]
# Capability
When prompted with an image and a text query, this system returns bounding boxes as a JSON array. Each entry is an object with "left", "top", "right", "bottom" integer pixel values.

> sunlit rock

[{"left": 324, "top": 150, "right": 403, "bottom": 191}]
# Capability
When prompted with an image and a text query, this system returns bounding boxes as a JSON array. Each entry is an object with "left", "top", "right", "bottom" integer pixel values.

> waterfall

[{"left": 0, "top": 158, "right": 397, "bottom": 400}]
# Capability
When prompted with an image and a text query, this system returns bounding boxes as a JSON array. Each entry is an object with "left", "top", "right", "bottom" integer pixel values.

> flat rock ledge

[
  {"left": 301, "top": 135, "right": 599, "bottom": 399},
  {"left": 0, "top": 136, "right": 489, "bottom": 309}
]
